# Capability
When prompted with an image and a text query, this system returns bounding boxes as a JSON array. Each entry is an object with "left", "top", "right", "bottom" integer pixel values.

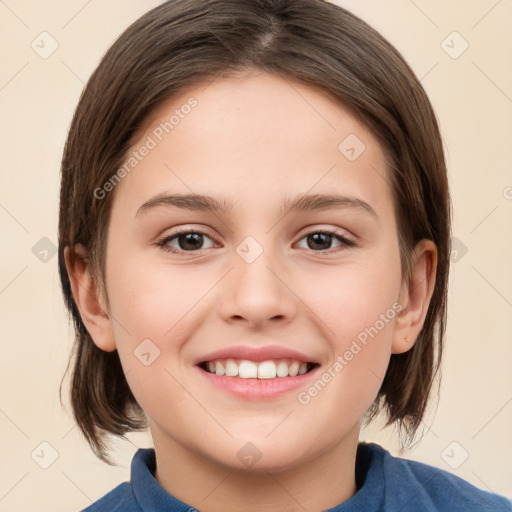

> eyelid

[
  {"left": 157, "top": 224, "right": 218, "bottom": 241},
  {"left": 296, "top": 225, "right": 356, "bottom": 243}
]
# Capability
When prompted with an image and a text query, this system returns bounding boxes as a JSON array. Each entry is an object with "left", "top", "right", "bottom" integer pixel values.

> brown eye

[
  {"left": 296, "top": 231, "right": 354, "bottom": 252},
  {"left": 306, "top": 233, "right": 334, "bottom": 250},
  {"left": 176, "top": 233, "right": 204, "bottom": 251},
  {"left": 159, "top": 231, "right": 216, "bottom": 253}
]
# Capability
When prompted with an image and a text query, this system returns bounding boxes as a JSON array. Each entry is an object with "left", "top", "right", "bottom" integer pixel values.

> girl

[{"left": 58, "top": 1, "right": 511, "bottom": 510}]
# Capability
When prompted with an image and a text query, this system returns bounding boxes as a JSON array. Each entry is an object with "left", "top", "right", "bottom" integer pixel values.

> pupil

[
  {"left": 179, "top": 233, "right": 203, "bottom": 250},
  {"left": 307, "top": 233, "right": 332, "bottom": 250}
]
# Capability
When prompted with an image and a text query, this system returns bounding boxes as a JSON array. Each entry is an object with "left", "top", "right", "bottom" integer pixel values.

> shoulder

[
  {"left": 371, "top": 443, "right": 511, "bottom": 511},
  {"left": 80, "top": 482, "right": 140, "bottom": 512}
]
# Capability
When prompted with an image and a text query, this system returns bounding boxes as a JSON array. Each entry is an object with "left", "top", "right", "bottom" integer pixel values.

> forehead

[{"left": 111, "top": 71, "right": 393, "bottom": 218}]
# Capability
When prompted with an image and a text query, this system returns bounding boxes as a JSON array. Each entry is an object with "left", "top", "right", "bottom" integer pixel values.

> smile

[{"left": 199, "top": 358, "right": 316, "bottom": 379}]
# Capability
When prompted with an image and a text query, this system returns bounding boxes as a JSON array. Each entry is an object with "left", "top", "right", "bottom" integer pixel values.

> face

[{"left": 102, "top": 72, "right": 409, "bottom": 472}]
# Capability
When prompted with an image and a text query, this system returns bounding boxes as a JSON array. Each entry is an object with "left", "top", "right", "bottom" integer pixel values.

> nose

[{"left": 218, "top": 249, "right": 297, "bottom": 329}]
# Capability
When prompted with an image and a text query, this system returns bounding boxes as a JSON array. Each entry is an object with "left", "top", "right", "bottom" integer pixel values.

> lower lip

[{"left": 195, "top": 365, "right": 319, "bottom": 399}]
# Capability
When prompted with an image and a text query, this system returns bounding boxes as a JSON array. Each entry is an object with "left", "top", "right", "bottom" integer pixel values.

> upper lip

[{"left": 195, "top": 345, "right": 319, "bottom": 365}]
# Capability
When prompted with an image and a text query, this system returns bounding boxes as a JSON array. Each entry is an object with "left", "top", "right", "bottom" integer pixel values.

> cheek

[
  {"left": 105, "top": 257, "right": 213, "bottom": 418},
  {"left": 296, "top": 248, "right": 403, "bottom": 403},
  {"left": 302, "top": 253, "right": 402, "bottom": 346},
  {"left": 106, "top": 251, "right": 215, "bottom": 344}
]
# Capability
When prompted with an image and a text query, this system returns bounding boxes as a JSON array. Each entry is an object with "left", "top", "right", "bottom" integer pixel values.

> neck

[{"left": 151, "top": 424, "right": 360, "bottom": 512}]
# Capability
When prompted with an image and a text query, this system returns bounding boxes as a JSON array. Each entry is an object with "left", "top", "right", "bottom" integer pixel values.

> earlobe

[
  {"left": 392, "top": 239, "right": 437, "bottom": 354},
  {"left": 64, "top": 245, "right": 117, "bottom": 352}
]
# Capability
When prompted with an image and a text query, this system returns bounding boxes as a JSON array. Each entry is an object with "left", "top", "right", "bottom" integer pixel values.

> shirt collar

[
  {"left": 131, "top": 448, "right": 194, "bottom": 511},
  {"left": 130, "top": 442, "right": 383, "bottom": 511}
]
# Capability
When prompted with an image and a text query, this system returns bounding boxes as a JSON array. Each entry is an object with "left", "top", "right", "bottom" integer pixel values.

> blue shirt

[{"left": 82, "top": 442, "right": 511, "bottom": 511}]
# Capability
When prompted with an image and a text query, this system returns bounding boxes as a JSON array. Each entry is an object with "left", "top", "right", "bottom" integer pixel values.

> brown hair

[{"left": 59, "top": 0, "right": 451, "bottom": 462}]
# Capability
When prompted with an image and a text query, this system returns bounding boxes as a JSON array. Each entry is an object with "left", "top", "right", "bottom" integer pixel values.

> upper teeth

[{"left": 206, "top": 359, "right": 309, "bottom": 379}]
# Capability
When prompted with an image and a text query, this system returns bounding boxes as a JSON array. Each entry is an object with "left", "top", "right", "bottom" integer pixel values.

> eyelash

[{"left": 155, "top": 229, "right": 355, "bottom": 255}]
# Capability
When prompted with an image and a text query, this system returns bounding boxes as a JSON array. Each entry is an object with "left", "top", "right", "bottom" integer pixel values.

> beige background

[{"left": 1, "top": 1, "right": 511, "bottom": 510}]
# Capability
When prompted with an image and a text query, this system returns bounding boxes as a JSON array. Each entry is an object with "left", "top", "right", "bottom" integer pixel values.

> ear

[
  {"left": 392, "top": 239, "right": 437, "bottom": 354},
  {"left": 64, "top": 244, "right": 117, "bottom": 352}
]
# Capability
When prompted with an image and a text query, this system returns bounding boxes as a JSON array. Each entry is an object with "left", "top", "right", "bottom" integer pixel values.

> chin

[{"left": 207, "top": 437, "right": 312, "bottom": 474}]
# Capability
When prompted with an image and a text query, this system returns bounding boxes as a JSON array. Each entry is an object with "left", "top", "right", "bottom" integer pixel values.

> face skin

[{"left": 67, "top": 71, "right": 436, "bottom": 512}]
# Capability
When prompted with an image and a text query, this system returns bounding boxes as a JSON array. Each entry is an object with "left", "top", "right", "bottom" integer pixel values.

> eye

[
  {"left": 296, "top": 231, "right": 354, "bottom": 252},
  {"left": 157, "top": 230, "right": 216, "bottom": 254}
]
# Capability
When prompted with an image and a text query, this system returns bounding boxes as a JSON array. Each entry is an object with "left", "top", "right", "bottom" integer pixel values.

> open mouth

[{"left": 198, "top": 358, "right": 318, "bottom": 379}]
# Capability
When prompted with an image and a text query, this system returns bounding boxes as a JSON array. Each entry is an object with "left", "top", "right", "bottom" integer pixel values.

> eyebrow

[
  {"left": 136, "top": 193, "right": 234, "bottom": 217},
  {"left": 136, "top": 192, "right": 378, "bottom": 220},
  {"left": 281, "top": 193, "right": 379, "bottom": 219}
]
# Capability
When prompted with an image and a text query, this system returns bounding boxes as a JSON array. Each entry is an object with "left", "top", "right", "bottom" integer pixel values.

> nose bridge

[{"left": 219, "top": 238, "right": 296, "bottom": 326}]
